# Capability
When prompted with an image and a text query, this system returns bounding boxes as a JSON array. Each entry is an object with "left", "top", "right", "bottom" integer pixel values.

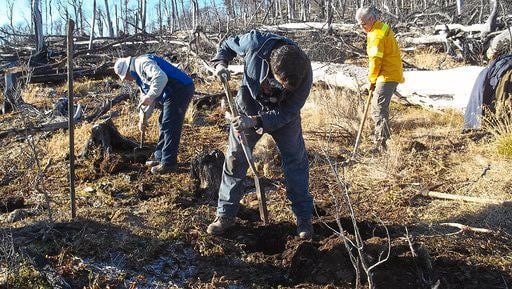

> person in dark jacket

[
  {"left": 207, "top": 30, "right": 314, "bottom": 239},
  {"left": 464, "top": 54, "right": 512, "bottom": 129},
  {"left": 114, "top": 54, "right": 194, "bottom": 174}
]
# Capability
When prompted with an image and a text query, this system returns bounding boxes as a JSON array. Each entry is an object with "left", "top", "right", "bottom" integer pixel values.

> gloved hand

[
  {"left": 215, "top": 63, "right": 230, "bottom": 81},
  {"left": 139, "top": 94, "right": 155, "bottom": 106},
  {"left": 369, "top": 82, "right": 376, "bottom": 93},
  {"left": 137, "top": 102, "right": 155, "bottom": 133},
  {"left": 231, "top": 115, "right": 256, "bottom": 132}
]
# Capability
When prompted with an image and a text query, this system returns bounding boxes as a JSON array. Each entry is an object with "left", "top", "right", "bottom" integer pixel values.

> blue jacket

[
  {"left": 130, "top": 54, "right": 193, "bottom": 103},
  {"left": 212, "top": 30, "right": 312, "bottom": 132},
  {"left": 464, "top": 54, "right": 512, "bottom": 129}
]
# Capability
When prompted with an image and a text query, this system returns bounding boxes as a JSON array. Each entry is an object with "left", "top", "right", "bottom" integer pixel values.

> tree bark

[
  {"left": 140, "top": 0, "right": 147, "bottom": 33},
  {"left": 104, "top": 0, "right": 115, "bottom": 37},
  {"left": 1, "top": 70, "right": 21, "bottom": 114},
  {"left": 32, "top": 0, "right": 45, "bottom": 53},
  {"left": 88, "top": 0, "right": 97, "bottom": 50},
  {"left": 191, "top": 0, "right": 199, "bottom": 28}
]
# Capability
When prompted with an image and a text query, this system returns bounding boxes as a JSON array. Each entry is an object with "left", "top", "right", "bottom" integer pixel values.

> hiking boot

[
  {"left": 297, "top": 218, "right": 313, "bottom": 240},
  {"left": 207, "top": 216, "right": 235, "bottom": 235},
  {"left": 145, "top": 160, "right": 160, "bottom": 167},
  {"left": 150, "top": 163, "right": 178, "bottom": 174}
]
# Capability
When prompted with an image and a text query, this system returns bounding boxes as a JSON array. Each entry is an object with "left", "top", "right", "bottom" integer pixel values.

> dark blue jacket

[
  {"left": 464, "top": 54, "right": 512, "bottom": 129},
  {"left": 212, "top": 30, "right": 312, "bottom": 132}
]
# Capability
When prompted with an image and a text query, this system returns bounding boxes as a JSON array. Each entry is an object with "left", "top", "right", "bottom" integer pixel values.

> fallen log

[
  {"left": 192, "top": 91, "right": 225, "bottom": 108},
  {"left": 84, "top": 93, "right": 130, "bottom": 122},
  {"left": 420, "top": 190, "right": 509, "bottom": 205},
  {"left": 0, "top": 120, "right": 69, "bottom": 139},
  {"left": 0, "top": 92, "right": 128, "bottom": 140}
]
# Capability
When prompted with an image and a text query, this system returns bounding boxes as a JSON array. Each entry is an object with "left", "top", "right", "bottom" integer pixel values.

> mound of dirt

[{"left": 283, "top": 236, "right": 354, "bottom": 285}]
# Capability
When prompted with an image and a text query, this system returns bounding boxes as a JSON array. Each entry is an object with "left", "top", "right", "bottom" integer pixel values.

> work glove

[
  {"left": 139, "top": 94, "right": 155, "bottom": 106},
  {"left": 137, "top": 101, "right": 155, "bottom": 133},
  {"left": 215, "top": 63, "right": 230, "bottom": 81},
  {"left": 231, "top": 115, "right": 256, "bottom": 132}
]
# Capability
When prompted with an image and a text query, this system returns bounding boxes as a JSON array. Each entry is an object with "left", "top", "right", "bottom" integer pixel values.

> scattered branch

[
  {"left": 440, "top": 223, "right": 494, "bottom": 234},
  {"left": 420, "top": 190, "right": 509, "bottom": 205}
]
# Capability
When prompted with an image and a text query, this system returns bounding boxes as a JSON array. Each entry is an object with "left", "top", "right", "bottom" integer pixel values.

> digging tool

[
  {"left": 219, "top": 73, "right": 269, "bottom": 225},
  {"left": 133, "top": 105, "right": 152, "bottom": 162},
  {"left": 342, "top": 87, "right": 374, "bottom": 167}
]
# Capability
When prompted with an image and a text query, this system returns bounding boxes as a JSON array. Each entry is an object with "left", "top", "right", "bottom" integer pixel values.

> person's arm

[
  {"left": 367, "top": 30, "right": 385, "bottom": 84},
  {"left": 259, "top": 71, "right": 312, "bottom": 132},
  {"left": 135, "top": 57, "right": 168, "bottom": 101},
  {"left": 211, "top": 30, "right": 261, "bottom": 64}
]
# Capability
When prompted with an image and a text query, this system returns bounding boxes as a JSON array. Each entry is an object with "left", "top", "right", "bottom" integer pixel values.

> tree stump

[
  {"left": 81, "top": 118, "right": 138, "bottom": 157},
  {"left": 0, "top": 196, "right": 25, "bottom": 213},
  {"left": 1, "top": 71, "right": 22, "bottom": 114},
  {"left": 190, "top": 149, "right": 225, "bottom": 205}
]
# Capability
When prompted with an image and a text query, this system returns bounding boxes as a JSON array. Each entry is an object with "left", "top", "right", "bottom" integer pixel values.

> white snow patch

[{"left": 225, "top": 63, "right": 484, "bottom": 111}]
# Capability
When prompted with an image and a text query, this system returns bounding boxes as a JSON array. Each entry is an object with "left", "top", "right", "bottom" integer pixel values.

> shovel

[
  {"left": 132, "top": 106, "right": 152, "bottom": 162},
  {"left": 342, "top": 87, "right": 374, "bottom": 167},
  {"left": 220, "top": 73, "right": 269, "bottom": 225}
]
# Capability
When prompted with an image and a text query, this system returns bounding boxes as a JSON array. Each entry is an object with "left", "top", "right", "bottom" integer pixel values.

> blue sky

[{"left": 0, "top": 0, "right": 217, "bottom": 28}]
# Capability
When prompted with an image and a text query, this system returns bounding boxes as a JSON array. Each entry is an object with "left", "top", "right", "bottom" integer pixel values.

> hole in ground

[{"left": 233, "top": 223, "right": 293, "bottom": 255}]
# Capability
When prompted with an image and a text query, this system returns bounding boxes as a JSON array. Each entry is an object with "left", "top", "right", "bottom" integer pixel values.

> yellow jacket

[{"left": 366, "top": 21, "right": 404, "bottom": 84}]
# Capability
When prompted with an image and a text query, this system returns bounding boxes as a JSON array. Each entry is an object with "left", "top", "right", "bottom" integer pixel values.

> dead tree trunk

[
  {"left": 32, "top": 0, "right": 44, "bottom": 53},
  {"left": 139, "top": 0, "right": 147, "bottom": 33},
  {"left": 191, "top": 0, "right": 199, "bottom": 28},
  {"left": 88, "top": 0, "right": 97, "bottom": 50},
  {"left": 1, "top": 70, "right": 21, "bottom": 114},
  {"left": 104, "top": 0, "right": 114, "bottom": 37}
]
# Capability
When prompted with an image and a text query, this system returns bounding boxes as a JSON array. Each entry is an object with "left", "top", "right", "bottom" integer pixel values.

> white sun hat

[{"left": 114, "top": 56, "right": 132, "bottom": 80}]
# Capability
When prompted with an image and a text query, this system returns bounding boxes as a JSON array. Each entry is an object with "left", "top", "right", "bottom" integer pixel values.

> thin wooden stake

[{"left": 67, "top": 19, "right": 76, "bottom": 219}]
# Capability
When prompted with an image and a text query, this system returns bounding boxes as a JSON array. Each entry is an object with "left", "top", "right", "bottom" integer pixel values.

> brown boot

[{"left": 207, "top": 216, "right": 235, "bottom": 235}]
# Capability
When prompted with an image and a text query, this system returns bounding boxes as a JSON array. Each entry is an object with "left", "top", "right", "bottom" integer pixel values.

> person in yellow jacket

[{"left": 356, "top": 6, "right": 404, "bottom": 151}]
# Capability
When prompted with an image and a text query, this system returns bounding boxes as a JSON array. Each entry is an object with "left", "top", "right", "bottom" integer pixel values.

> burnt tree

[
  {"left": 81, "top": 118, "right": 138, "bottom": 157},
  {"left": 190, "top": 149, "right": 225, "bottom": 205}
]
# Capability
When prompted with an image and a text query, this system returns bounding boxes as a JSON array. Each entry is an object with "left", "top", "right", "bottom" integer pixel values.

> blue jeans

[
  {"left": 216, "top": 115, "right": 313, "bottom": 220},
  {"left": 154, "top": 84, "right": 194, "bottom": 165}
]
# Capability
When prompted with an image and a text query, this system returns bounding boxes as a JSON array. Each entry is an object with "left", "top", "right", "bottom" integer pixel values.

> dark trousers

[
  {"left": 216, "top": 116, "right": 313, "bottom": 221},
  {"left": 154, "top": 84, "right": 194, "bottom": 165}
]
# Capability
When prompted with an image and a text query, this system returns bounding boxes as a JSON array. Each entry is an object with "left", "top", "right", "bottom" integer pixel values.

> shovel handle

[
  {"left": 139, "top": 127, "right": 145, "bottom": 148},
  {"left": 351, "top": 88, "right": 374, "bottom": 159},
  {"left": 220, "top": 76, "right": 269, "bottom": 225}
]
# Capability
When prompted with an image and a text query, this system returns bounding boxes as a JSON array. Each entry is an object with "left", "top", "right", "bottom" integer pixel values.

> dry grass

[
  {"left": 402, "top": 47, "right": 463, "bottom": 70},
  {"left": 483, "top": 111, "right": 512, "bottom": 158},
  {"left": 303, "top": 85, "right": 362, "bottom": 145},
  {"left": 253, "top": 134, "right": 280, "bottom": 178},
  {"left": 46, "top": 122, "right": 94, "bottom": 160},
  {"left": 20, "top": 84, "right": 55, "bottom": 108}
]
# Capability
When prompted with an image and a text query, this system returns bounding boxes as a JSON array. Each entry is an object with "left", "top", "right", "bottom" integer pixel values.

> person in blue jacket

[
  {"left": 114, "top": 54, "right": 194, "bottom": 174},
  {"left": 207, "top": 30, "right": 314, "bottom": 239}
]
